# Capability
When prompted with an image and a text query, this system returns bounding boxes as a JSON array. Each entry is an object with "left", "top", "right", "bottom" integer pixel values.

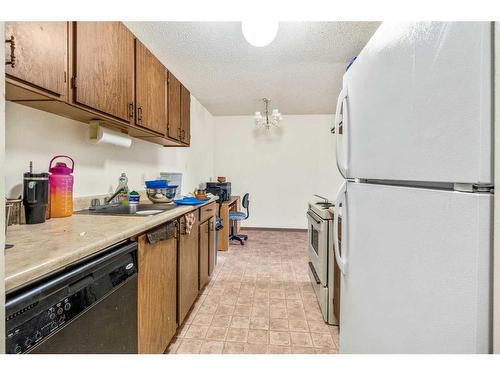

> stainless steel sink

[{"left": 76, "top": 203, "right": 176, "bottom": 217}]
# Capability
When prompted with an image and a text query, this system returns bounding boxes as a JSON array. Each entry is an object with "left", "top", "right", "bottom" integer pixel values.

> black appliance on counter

[
  {"left": 23, "top": 171, "right": 49, "bottom": 224},
  {"left": 206, "top": 182, "right": 231, "bottom": 202},
  {"left": 5, "top": 241, "right": 138, "bottom": 354}
]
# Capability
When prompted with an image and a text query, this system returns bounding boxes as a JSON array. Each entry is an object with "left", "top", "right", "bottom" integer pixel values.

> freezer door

[
  {"left": 337, "top": 22, "right": 492, "bottom": 184},
  {"left": 338, "top": 182, "right": 492, "bottom": 353}
]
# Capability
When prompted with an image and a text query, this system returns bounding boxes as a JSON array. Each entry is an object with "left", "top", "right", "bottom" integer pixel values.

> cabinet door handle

[
  {"left": 137, "top": 107, "right": 143, "bottom": 122},
  {"left": 128, "top": 103, "right": 134, "bottom": 119},
  {"left": 210, "top": 221, "right": 214, "bottom": 231},
  {"left": 5, "top": 35, "right": 16, "bottom": 68},
  {"left": 178, "top": 127, "right": 182, "bottom": 139}
]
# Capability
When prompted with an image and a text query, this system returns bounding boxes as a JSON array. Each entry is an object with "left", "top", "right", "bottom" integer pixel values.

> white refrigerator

[{"left": 332, "top": 22, "right": 494, "bottom": 354}]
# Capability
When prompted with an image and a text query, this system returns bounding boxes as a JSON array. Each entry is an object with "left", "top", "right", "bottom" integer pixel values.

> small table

[{"left": 218, "top": 196, "right": 241, "bottom": 251}]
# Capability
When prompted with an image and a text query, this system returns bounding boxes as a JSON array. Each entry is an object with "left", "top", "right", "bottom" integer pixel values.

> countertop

[{"left": 4, "top": 197, "right": 217, "bottom": 294}]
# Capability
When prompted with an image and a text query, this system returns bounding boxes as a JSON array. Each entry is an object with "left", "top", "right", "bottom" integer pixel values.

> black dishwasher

[{"left": 5, "top": 241, "right": 138, "bottom": 354}]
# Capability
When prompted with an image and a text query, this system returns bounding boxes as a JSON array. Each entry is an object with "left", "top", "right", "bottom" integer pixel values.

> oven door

[{"left": 307, "top": 209, "right": 328, "bottom": 286}]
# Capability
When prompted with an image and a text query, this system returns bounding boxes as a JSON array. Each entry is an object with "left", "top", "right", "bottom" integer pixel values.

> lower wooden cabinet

[
  {"left": 136, "top": 206, "right": 216, "bottom": 351},
  {"left": 208, "top": 217, "right": 215, "bottom": 276},
  {"left": 199, "top": 206, "right": 216, "bottom": 291},
  {"left": 138, "top": 225, "right": 177, "bottom": 354},
  {"left": 178, "top": 214, "right": 199, "bottom": 324},
  {"left": 199, "top": 220, "right": 209, "bottom": 290}
]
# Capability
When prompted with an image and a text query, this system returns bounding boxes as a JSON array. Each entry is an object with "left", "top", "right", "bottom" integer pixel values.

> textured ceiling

[{"left": 125, "top": 22, "right": 380, "bottom": 115}]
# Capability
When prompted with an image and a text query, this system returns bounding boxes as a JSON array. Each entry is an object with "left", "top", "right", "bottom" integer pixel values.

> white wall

[
  {"left": 5, "top": 96, "right": 215, "bottom": 199},
  {"left": 213, "top": 115, "right": 343, "bottom": 229}
]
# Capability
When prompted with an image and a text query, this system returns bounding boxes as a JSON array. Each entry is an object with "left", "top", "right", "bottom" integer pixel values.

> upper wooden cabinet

[
  {"left": 5, "top": 22, "right": 68, "bottom": 99},
  {"left": 5, "top": 21, "right": 191, "bottom": 147},
  {"left": 73, "top": 22, "right": 135, "bottom": 123},
  {"left": 135, "top": 40, "right": 166, "bottom": 135},
  {"left": 167, "top": 72, "right": 181, "bottom": 142},
  {"left": 180, "top": 84, "right": 191, "bottom": 145}
]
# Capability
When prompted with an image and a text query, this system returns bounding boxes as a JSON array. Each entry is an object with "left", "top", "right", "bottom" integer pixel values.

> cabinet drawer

[{"left": 199, "top": 202, "right": 216, "bottom": 223}]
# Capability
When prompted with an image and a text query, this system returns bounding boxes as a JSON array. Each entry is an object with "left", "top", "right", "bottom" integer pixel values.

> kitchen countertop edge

[{"left": 5, "top": 197, "right": 218, "bottom": 294}]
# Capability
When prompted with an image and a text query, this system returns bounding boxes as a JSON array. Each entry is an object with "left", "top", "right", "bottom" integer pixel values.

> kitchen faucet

[
  {"left": 105, "top": 188, "right": 123, "bottom": 205},
  {"left": 89, "top": 173, "right": 129, "bottom": 209}
]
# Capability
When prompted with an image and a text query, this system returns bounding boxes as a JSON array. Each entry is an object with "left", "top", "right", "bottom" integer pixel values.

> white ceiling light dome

[{"left": 241, "top": 21, "right": 279, "bottom": 47}]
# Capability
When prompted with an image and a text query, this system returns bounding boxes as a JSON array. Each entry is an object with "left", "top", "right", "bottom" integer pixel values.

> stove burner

[{"left": 315, "top": 202, "right": 334, "bottom": 209}]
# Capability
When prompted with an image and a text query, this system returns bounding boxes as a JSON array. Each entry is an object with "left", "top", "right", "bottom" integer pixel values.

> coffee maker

[
  {"left": 206, "top": 182, "right": 231, "bottom": 202},
  {"left": 23, "top": 162, "right": 49, "bottom": 224}
]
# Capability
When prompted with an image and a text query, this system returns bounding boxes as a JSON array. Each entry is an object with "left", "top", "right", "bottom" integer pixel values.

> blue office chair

[{"left": 229, "top": 193, "right": 249, "bottom": 246}]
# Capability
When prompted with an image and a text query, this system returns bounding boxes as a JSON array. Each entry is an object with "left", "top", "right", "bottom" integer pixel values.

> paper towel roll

[{"left": 89, "top": 122, "right": 132, "bottom": 148}]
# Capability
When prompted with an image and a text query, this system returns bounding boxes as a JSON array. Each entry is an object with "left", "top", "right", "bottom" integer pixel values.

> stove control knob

[
  {"left": 35, "top": 331, "right": 42, "bottom": 340},
  {"left": 49, "top": 312, "right": 56, "bottom": 320},
  {"left": 57, "top": 307, "right": 64, "bottom": 315},
  {"left": 14, "top": 345, "right": 22, "bottom": 354},
  {"left": 24, "top": 338, "right": 32, "bottom": 347},
  {"left": 51, "top": 322, "right": 57, "bottom": 330},
  {"left": 64, "top": 302, "right": 71, "bottom": 311}
]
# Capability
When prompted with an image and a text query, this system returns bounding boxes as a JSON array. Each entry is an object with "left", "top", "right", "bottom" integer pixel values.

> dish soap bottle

[{"left": 117, "top": 173, "right": 129, "bottom": 205}]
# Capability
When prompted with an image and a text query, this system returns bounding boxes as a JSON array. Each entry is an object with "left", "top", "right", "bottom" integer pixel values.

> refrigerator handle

[
  {"left": 333, "top": 181, "right": 347, "bottom": 275},
  {"left": 334, "top": 87, "right": 348, "bottom": 178}
]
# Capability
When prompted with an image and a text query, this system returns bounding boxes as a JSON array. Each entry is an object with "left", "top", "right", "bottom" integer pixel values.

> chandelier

[{"left": 254, "top": 98, "right": 282, "bottom": 130}]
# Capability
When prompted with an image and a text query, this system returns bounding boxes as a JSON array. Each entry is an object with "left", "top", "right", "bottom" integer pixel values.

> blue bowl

[{"left": 145, "top": 180, "right": 167, "bottom": 189}]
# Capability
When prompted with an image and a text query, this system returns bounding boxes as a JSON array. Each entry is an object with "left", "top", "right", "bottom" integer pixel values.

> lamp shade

[{"left": 242, "top": 21, "right": 279, "bottom": 47}]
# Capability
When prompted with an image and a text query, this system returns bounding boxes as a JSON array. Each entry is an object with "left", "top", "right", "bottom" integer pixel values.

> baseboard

[{"left": 240, "top": 227, "right": 307, "bottom": 232}]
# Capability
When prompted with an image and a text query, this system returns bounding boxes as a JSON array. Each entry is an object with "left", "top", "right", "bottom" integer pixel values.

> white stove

[
  {"left": 307, "top": 194, "right": 338, "bottom": 325},
  {"left": 308, "top": 195, "right": 335, "bottom": 220}
]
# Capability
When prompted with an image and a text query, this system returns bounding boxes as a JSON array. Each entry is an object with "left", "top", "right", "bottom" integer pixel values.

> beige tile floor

[{"left": 166, "top": 229, "right": 339, "bottom": 354}]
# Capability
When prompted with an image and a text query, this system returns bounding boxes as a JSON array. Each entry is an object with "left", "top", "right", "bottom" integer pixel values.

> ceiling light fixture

[
  {"left": 254, "top": 98, "right": 282, "bottom": 130},
  {"left": 241, "top": 21, "right": 279, "bottom": 47}
]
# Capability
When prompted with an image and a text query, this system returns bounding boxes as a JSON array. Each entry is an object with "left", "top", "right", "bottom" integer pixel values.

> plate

[{"left": 174, "top": 197, "right": 210, "bottom": 206}]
